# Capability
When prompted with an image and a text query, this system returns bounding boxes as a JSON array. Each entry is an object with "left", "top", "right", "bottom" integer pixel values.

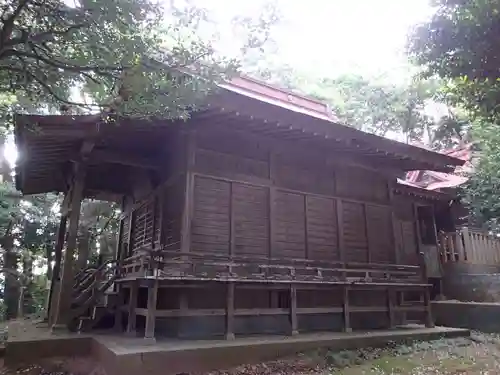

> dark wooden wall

[
  {"left": 188, "top": 127, "right": 397, "bottom": 265},
  {"left": 120, "top": 130, "right": 186, "bottom": 255}
]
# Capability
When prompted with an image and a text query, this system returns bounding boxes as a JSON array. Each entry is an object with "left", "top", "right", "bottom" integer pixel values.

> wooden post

[
  {"left": 180, "top": 131, "right": 196, "bottom": 255},
  {"left": 387, "top": 288, "right": 395, "bottom": 328},
  {"left": 229, "top": 183, "right": 235, "bottom": 257},
  {"left": 113, "top": 284, "right": 124, "bottom": 332},
  {"left": 336, "top": 199, "right": 345, "bottom": 263},
  {"left": 289, "top": 284, "right": 298, "bottom": 336},
  {"left": 363, "top": 203, "right": 371, "bottom": 263},
  {"left": 462, "top": 227, "right": 472, "bottom": 262},
  {"left": 304, "top": 196, "right": 309, "bottom": 259},
  {"left": 126, "top": 281, "right": 138, "bottom": 335},
  {"left": 423, "top": 287, "right": 434, "bottom": 328},
  {"left": 145, "top": 279, "right": 158, "bottom": 341},
  {"left": 225, "top": 282, "right": 235, "bottom": 340},
  {"left": 342, "top": 286, "right": 351, "bottom": 332},
  {"left": 412, "top": 204, "right": 427, "bottom": 281},
  {"left": 268, "top": 151, "right": 276, "bottom": 259},
  {"left": 387, "top": 181, "right": 400, "bottom": 264},
  {"left": 47, "top": 214, "right": 67, "bottom": 325},
  {"left": 52, "top": 164, "right": 86, "bottom": 329}
]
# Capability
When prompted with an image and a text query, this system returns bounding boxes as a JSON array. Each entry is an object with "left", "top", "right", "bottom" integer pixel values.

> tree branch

[
  {"left": 6, "top": 23, "right": 87, "bottom": 47},
  {"left": 0, "top": 0, "right": 32, "bottom": 53}
]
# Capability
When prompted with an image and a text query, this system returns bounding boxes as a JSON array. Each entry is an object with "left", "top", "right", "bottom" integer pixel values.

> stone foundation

[
  {"left": 433, "top": 300, "right": 500, "bottom": 332},
  {"left": 442, "top": 263, "right": 500, "bottom": 302}
]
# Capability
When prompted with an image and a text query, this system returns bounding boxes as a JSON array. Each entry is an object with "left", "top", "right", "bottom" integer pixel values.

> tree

[
  {"left": 408, "top": 0, "right": 500, "bottom": 122},
  {"left": 407, "top": 0, "right": 500, "bottom": 227},
  {"left": 0, "top": 0, "right": 277, "bottom": 118},
  {"left": 247, "top": 62, "right": 471, "bottom": 149}
]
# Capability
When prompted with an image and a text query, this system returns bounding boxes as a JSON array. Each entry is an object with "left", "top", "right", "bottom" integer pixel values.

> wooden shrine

[{"left": 14, "top": 76, "right": 464, "bottom": 339}]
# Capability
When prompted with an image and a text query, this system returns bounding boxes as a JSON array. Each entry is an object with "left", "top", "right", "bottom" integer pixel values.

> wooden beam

[
  {"left": 145, "top": 279, "right": 159, "bottom": 340},
  {"left": 72, "top": 149, "right": 160, "bottom": 170},
  {"left": 225, "top": 282, "right": 235, "bottom": 340},
  {"left": 52, "top": 163, "right": 86, "bottom": 329}
]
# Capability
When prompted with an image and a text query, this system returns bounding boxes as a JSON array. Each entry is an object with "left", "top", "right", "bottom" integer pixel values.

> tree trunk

[
  {"left": 3, "top": 235, "right": 19, "bottom": 320},
  {"left": 22, "top": 252, "right": 34, "bottom": 315},
  {"left": 76, "top": 229, "right": 91, "bottom": 271}
]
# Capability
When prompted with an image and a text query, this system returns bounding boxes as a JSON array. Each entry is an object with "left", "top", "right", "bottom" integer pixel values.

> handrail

[
  {"left": 121, "top": 249, "right": 423, "bottom": 285},
  {"left": 73, "top": 259, "right": 117, "bottom": 291},
  {"left": 70, "top": 274, "right": 118, "bottom": 322},
  {"left": 122, "top": 248, "right": 422, "bottom": 272},
  {"left": 72, "top": 265, "right": 117, "bottom": 306}
]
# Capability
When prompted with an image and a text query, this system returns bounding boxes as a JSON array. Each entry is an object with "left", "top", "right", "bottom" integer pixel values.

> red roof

[{"left": 404, "top": 143, "right": 473, "bottom": 191}]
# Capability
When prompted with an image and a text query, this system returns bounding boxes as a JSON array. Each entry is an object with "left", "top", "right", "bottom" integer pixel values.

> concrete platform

[{"left": 6, "top": 324, "right": 470, "bottom": 375}]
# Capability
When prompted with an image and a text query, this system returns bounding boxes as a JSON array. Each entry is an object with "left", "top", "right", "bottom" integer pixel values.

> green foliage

[
  {"left": 0, "top": 0, "right": 278, "bottom": 319},
  {"left": 408, "top": 0, "right": 500, "bottom": 226},
  {"left": 460, "top": 122, "right": 500, "bottom": 228},
  {"left": 408, "top": 0, "right": 500, "bottom": 122},
  {"left": 0, "top": 0, "right": 278, "bottom": 118},
  {"left": 248, "top": 63, "right": 472, "bottom": 150}
]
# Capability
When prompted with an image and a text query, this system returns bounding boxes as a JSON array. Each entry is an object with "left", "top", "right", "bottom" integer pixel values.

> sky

[{"left": 203, "top": 0, "right": 435, "bottom": 80}]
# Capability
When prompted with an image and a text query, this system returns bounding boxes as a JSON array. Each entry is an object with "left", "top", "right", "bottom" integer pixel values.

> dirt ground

[{"left": 4, "top": 332, "right": 500, "bottom": 375}]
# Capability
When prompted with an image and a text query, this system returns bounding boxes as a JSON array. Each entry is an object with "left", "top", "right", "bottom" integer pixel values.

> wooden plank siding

[
  {"left": 182, "top": 128, "right": 403, "bottom": 265},
  {"left": 124, "top": 127, "right": 420, "bottom": 268}
]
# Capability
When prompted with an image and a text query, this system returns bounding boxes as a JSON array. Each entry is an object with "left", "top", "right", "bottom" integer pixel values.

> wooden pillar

[
  {"left": 387, "top": 288, "right": 395, "bottom": 328},
  {"left": 180, "top": 131, "right": 196, "bottom": 255},
  {"left": 342, "top": 286, "right": 351, "bottom": 332},
  {"left": 412, "top": 204, "right": 427, "bottom": 281},
  {"left": 47, "top": 214, "right": 67, "bottom": 325},
  {"left": 225, "top": 282, "right": 235, "bottom": 340},
  {"left": 126, "top": 281, "right": 138, "bottom": 335},
  {"left": 289, "top": 284, "right": 298, "bottom": 336},
  {"left": 269, "top": 151, "right": 276, "bottom": 259},
  {"left": 363, "top": 203, "right": 371, "bottom": 263},
  {"left": 113, "top": 285, "right": 125, "bottom": 332},
  {"left": 52, "top": 164, "right": 86, "bottom": 329},
  {"left": 423, "top": 287, "right": 434, "bottom": 328},
  {"left": 145, "top": 279, "right": 158, "bottom": 340},
  {"left": 115, "top": 216, "right": 125, "bottom": 263},
  {"left": 336, "top": 199, "right": 345, "bottom": 263},
  {"left": 388, "top": 181, "right": 400, "bottom": 264}
]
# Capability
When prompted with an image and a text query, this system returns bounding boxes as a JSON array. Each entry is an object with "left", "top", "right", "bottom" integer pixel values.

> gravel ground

[{"left": 4, "top": 332, "right": 500, "bottom": 375}]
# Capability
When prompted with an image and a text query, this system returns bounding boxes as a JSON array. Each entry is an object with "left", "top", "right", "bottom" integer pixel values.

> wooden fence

[{"left": 439, "top": 228, "right": 500, "bottom": 265}]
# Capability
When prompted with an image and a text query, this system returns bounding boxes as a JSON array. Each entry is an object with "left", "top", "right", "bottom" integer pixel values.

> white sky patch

[{"left": 196, "top": 0, "right": 435, "bottom": 80}]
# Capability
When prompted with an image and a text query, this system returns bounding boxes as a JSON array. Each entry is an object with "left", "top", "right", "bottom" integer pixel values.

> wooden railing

[
  {"left": 120, "top": 247, "right": 427, "bottom": 286},
  {"left": 439, "top": 228, "right": 500, "bottom": 265}
]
